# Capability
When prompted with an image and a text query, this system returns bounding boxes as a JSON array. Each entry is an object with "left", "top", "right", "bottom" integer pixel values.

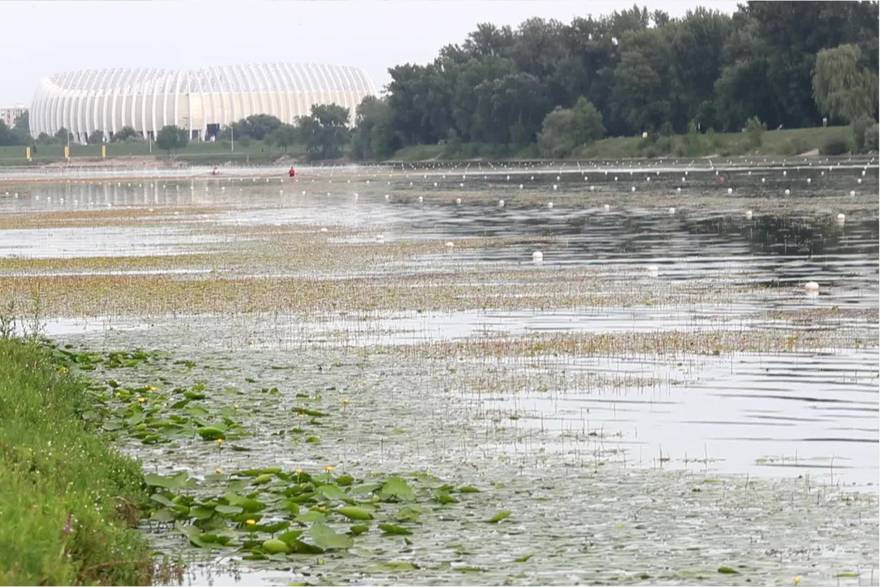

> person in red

[{"left": 288, "top": 165, "right": 297, "bottom": 178}]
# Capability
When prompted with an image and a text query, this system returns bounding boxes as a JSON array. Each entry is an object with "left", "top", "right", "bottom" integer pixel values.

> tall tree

[
  {"left": 297, "top": 104, "right": 350, "bottom": 160},
  {"left": 813, "top": 44, "right": 878, "bottom": 123}
]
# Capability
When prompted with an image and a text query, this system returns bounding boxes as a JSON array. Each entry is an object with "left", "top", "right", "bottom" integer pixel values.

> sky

[{"left": 0, "top": 0, "right": 740, "bottom": 106}]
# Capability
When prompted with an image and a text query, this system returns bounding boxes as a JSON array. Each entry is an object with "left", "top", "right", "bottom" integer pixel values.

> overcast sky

[{"left": 1, "top": 0, "right": 739, "bottom": 106}]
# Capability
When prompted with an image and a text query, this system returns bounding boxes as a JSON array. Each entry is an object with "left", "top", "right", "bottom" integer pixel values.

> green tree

[
  {"left": 267, "top": 123, "right": 298, "bottom": 152},
  {"left": 813, "top": 44, "right": 878, "bottom": 123},
  {"left": 537, "top": 97, "right": 605, "bottom": 157},
  {"left": 113, "top": 126, "right": 139, "bottom": 142},
  {"left": 297, "top": 104, "right": 350, "bottom": 160},
  {"left": 87, "top": 130, "right": 104, "bottom": 144},
  {"left": 351, "top": 96, "right": 398, "bottom": 160},
  {"left": 54, "top": 127, "right": 71, "bottom": 143},
  {"left": 238, "top": 114, "right": 283, "bottom": 140},
  {"left": 156, "top": 125, "right": 188, "bottom": 153}
]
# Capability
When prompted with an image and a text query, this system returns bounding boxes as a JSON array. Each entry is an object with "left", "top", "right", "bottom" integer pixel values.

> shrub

[
  {"left": 851, "top": 116, "right": 875, "bottom": 152},
  {"left": 866, "top": 123, "right": 879, "bottom": 151},
  {"left": 820, "top": 136, "right": 849, "bottom": 155},
  {"left": 785, "top": 137, "right": 810, "bottom": 155},
  {"left": 745, "top": 116, "right": 766, "bottom": 149}
]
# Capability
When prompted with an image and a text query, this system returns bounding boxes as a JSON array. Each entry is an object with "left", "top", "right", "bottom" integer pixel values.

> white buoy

[
  {"left": 676, "top": 187, "right": 681, "bottom": 193},
  {"left": 320, "top": 227, "right": 328, "bottom": 233},
  {"left": 433, "top": 182, "right": 438, "bottom": 187},
  {"left": 782, "top": 170, "right": 787, "bottom": 176},
  {"left": 532, "top": 251, "right": 543, "bottom": 264},
  {"left": 761, "top": 178, "right": 766, "bottom": 183},
  {"left": 445, "top": 241, "right": 454, "bottom": 249},
  {"left": 384, "top": 194, "right": 390, "bottom": 200},
  {"left": 784, "top": 188, "right": 791, "bottom": 195},
  {"left": 669, "top": 207, "right": 676, "bottom": 214},
  {"left": 455, "top": 198, "right": 462, "bottom": 205},
  {"left": 849, "top": 190, "right": 855, "bottom": 196},
  {"left": 553, "top": 184, "right": 558, "bottom": 190},
  {"left": 498, "top": 199, "right": 505, "bottom": 207},
  {"left": 604, "top": 204, "right": 610, "bottom": 211},
  {"left": 804, "top": 281, "right": 820, "bottom": 293},
  {"left": 857, "top": 178, "right": 862, "bottom": 184},
  {"left": 646, "top": 265, "right": 659, "bottom": 277},
  {"left": 746, "top": 210, "right": 753, "bottom": 220},
  {"left": 376, "top": 233, "right": 384, "bottom": 242},
  {"left": 631, "top": 186, "right": 636, "bottom": 192},
  {"left": 806, "top": 178, "right": 811, "bottom": 184},
  {"left": 418, "top": 196, "right": 424, "bottom": 203},
  {"left": 836, "top": 213, "right": 846, "bottom": 224},
  {"left": 727, "top": 187, "right": 733, "bottom": 194},
  {"left": 547, "top": 202, "right": 554, "bottom": 209}
]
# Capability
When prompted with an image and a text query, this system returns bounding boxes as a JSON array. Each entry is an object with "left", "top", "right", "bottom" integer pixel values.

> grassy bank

[
  {"left": 390, "top": 125, "right": 858, "bottom": 161},
  {"left": 0, "top": 140, "right": 305, "bottom": 166},
  {"left": 0, "top": 339, "right": 153, "bottom": 585}
]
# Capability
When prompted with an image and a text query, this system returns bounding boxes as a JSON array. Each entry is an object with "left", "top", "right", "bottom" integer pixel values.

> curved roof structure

[{"left": 30, "top": 63, "right": 375, "bottom": 141}]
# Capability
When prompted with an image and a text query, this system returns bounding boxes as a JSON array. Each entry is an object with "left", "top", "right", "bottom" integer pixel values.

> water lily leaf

[
  {"left": 293, "top": 407, "right": 327, "bottom": 417},
  {"left": 215, "top": 504, "right": 244, "bottom": 515},
  {"left": 434, "top": 492, "right": 458, "bottom": 505},
  {"left": 317, "top": 484, "right": 347, "bottom": 501},
  {"left": 262, "top": 538, "right": 290, "bottom": 554},
  {"left": 224, "top": 494, "right": 266, "bottom": 513},
  {"left": 514, "top": 553, "right": 533, "bottom": 563},
  {"left": 258, "top": 520, "right": 290, "bottom": 534},
  {"left": 717, "top": 566, "right": 739, "bottom": 574},
  {"left": 269, "top": 529, "right": 300, "bottom": 544},
  {"left": 189, "top": 505, "right": 214, "bottom": 520},
  {"left": 150, "top": 508, "right": 177, "bottom": 522},
  {"left": 486, "top": 510, "right": 511, "bottom": 523},
  {"left": 197, "top": 426, "right": 225, "bottom": 441},
  {"left": 380, "top": 477, "right": 415, "bottom": 502},
  {"left": 296, "top": 510, "right": 327, "bottom": 524},
  {"left": 288, "top": 540, "right": 324, "bottom": 554},
  {"left": 457, "top": 485, "right": 480, "bottom": 493},
  {"left": 145, "top": 471, "right": 192, "bottom": 490},
  {"left": 396, "top": 505, "right": 422, "bottom": 522},
  {"left": 309, "top": 522, "right": 353, "bottom": 550},
  {"left": 379, "top": 561, "right": 419, "bottom": 571},
  {"left": 337, "top": 506, "right": 373, "bottom": 521},
  {"left": 349, "top": 523, "right": 370, "bottom": 536},
  {"left": 379, "top": 523, "right": 412, "bottom": 536}
]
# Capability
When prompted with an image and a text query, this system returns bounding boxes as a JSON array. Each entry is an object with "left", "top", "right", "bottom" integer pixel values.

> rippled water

[{"left": 1, "top": 157, "right": 877, "bottom": 584}]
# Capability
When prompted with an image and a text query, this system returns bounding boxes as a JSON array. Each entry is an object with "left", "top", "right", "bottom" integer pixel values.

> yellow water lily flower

[
  {"left": 323, "top": 465, "right": 336, "bottom": 473},
  {"left": 245, "top": 518, "right": 256, "bottom": 526}
]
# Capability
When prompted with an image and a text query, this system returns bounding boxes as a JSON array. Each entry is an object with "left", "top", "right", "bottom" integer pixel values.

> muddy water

[{"left": 1, "top": 157, "right": 878, "bottom": 584}]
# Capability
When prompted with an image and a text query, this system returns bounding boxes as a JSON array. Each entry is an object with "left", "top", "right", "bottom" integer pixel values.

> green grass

[
  {"left": 0, "top": 339, "right": 153, "bottom": 585},
  {"left": 389, "top": 125, "right": 858, "bottom": 161},
  {"left": 576, "top": 125, "right": 853, "bottom": 159},
  {"left": 0, "top": 140, "right": 305, "bottom": 166}
]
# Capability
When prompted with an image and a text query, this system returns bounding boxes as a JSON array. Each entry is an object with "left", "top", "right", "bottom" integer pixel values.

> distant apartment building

[{"left": 0, "top": 105, "right": 27, "bottom": 127}]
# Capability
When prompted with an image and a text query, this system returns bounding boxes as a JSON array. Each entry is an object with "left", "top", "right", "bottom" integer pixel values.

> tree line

[{"left": 352, "top": 1, "right": 877, "bottom": 158}]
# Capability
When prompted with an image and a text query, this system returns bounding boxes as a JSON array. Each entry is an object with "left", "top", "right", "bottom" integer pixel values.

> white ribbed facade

[{"left": 30, "top": 63, "right": 375, "bottom": 142}]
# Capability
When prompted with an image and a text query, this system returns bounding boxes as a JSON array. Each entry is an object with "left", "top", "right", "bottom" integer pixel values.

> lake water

[{"left": 1, "top": 157, "right": 877, "bottom": 584}]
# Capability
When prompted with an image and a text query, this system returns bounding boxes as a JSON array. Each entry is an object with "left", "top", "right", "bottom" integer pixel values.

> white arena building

[{"left": 29, "top": 63, "right": 375, "bottom": 142}]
